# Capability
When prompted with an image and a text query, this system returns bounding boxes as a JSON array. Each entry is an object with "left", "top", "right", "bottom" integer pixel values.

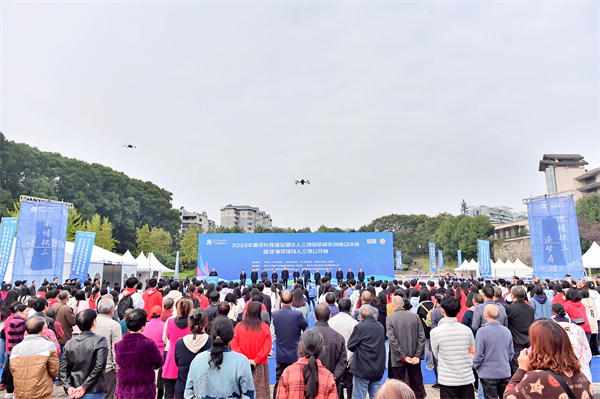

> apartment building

[{"left": 220, "top": 204, "right": 273, "bottom": 233}]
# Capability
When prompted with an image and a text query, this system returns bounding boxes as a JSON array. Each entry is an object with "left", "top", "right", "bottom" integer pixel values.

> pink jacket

[
  {"left": 143, "top": 318, "right": 166, "bottom": 356},
  {"left": 161, "top": 318, "right": 190, "bottom": 379}
]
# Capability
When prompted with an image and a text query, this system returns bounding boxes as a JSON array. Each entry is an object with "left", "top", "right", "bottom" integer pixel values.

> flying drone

[
  {"left": 123, "top": 145, "right": 136, "bottom": 149},
  {"left": 295, "top": 179, "right": 310, "bottom": 185}
]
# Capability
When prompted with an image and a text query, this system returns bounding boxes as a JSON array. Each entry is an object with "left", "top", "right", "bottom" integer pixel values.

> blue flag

[
  {"left": 14, "top": 202, "right": 68, "bottom": 283},
  {"left": 396, "top": 250, "right": 402, "bottom": 270},
  {"left": 0, "top": 218, "right": 18, "bottom": 284},
  {"left": 478, "top": 240, "right": 492, "bottom": 279},
  {"left": 175, "top": 251, "right": 180, "bottom": 280},
  {"left": 438, "top": 250, "right": 444, "bottom": 269},
  {"left": 429, "top": 242, "right": 437, "bottom": 272},
  {"left": 458, "top": 250, "right": 462, "bottom": 267},
  {"left": 70, "top": 231, "right": 96, "bottom": 281}
]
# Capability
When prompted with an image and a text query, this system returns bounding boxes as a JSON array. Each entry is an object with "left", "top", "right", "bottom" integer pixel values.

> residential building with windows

[
  {"left": 220, "top": 204, "right": 273, "bottom": 233},
  {"left": 539, "top": 154, "right": 600, "bottom": 200},
  {"left": 467, "top": 205, "right": 519, "bottom": 224},
  {"left": 179, "top": 207, "right": 209, "bottom": 234}
]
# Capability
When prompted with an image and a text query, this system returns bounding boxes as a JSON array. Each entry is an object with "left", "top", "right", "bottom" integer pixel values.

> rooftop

[{"left": 539, "top": 154, "right": 588, "bottom": 172}]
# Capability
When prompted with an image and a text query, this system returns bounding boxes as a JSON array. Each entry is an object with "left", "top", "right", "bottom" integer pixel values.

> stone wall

[{"left": 493, "top": 236, "right": 532, "bottom": 265}]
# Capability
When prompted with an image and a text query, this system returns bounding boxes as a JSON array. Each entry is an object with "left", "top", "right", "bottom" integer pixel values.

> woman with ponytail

[
  {"left": 231, "top": 301, "right": 272, "bottom": 398},
  {"left": 173, "top": 309, "right": 212, "bottom": 399},
  {"left": 276, "top": 329, "right": 337, "bottom": 399},
  {"left": 184, "top": 317, "right": 255, "bottom": 399}
]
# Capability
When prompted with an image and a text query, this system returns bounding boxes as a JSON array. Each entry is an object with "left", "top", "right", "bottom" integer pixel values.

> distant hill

[{"left": 0, "top": 132, "right": 180, "bottom": 253}]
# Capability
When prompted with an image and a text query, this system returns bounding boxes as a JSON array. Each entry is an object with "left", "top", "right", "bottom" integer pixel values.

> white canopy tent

[
  {"left": 491, "top": 258, "right": 533, "bottom": 278},
  {"left": 6, "top": 241, "right": 137, "bottom": 287},
  {"left": 136, "top": 252, "right": 173, "bottom": 283},
  {"left": 583, "top": 241, "right": 600, "bottom": 271}
]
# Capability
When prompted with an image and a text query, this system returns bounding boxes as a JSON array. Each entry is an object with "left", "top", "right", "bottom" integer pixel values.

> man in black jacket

[
  {"left": 209, "top": 268, "right": 218, "bottom": 276},
  {"left": 271, "top": 269, "right": 278, "bottom": 283},
  {"left": 357, "top": 268, "right": 365, "bottom": 283},
  {"left": 59, "top": 309, "right": 108, "bottom": 398},
  {"left": 261, "top": 268, "right": 268, "bottom": 281},
  {"left": 314, "top": 270, "right": 322, "bottom": 285},
  {"left": 239, "top": 270, "right": 246, "bottom": 287},
  {"left": 250, "top": 268, "right": 259, "bottom": 285},
  {"left": 293, "top": 268, "right": 300, "bottom": 284},
  {"left": 505, "top": 285, "right": 534, "bottom": 375},
  {"left": 257, "top": 282, "right": 272, "bottom": 319},
  {"left": 347, "top": 305, "right": 385, "bottom": 398},
  {"left": 336, "top": 267, "right": 344, "bottom": 285},
  {"left": 312, "top": 304, "right": 347, "bottom": 394},
  {"left": 281, "top": 267, "right": 289, "bottom": 289},
  {"left": 302, "top": 267, "right": 311, "bottom": 286},
  {"left": 346, "top": 268, "right": 355, "bottom": 281},
  {"left": 325, "top": 268, "right": 332, "bottom": 279}
]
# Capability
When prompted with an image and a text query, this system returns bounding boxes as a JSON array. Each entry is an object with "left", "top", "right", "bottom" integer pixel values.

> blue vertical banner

[
  {"left": 429, "top": 242, "right": 437, "bottom": 272},
  {"left": 438, "top": 250, "right": 444, "bottom": 269},
  {"left": 527, "top": 196, "right": 584, "bottom": 280},
  {"left": 0, "top": 218, "right": 18, "bottom": 283},
  {"left": 458, "top": 250, "right": 462, "bottom": 266},
  {"left": 13, "top": 201, "right": 68, "bottom": 284},
  {"left": 69, "top": 231, "right": 96, "bottom": 281},
  {"left": 478, "top": 240, "right": 492, "bottom": 279},
  {"left": 175, "top": 251, "right": 180, "bottom": 280},
  {"left": 396, "top": 251, "right": 402, "bottom": 270}
]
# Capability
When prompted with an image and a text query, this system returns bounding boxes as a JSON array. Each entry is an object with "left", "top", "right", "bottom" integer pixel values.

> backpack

[
  {"left": 117, "top": 294, "right": 134, "bottom": 319},
  {"left": 308, "top": 284, "right": 316, "bottom": 298},
  {"left": 419, "top": 302, "right": 433, "bottom": 327}
]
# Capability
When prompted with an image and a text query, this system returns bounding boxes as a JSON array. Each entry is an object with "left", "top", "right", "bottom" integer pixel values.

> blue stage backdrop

[
  {"left": 197, "top": 232, "right": 394, "bottom": 281},
  {"left": 528, "top": 196, "right": 584, "bottom": 280},
  {"left": 13, "top": 201, "right": 68, "bottom": 284}
]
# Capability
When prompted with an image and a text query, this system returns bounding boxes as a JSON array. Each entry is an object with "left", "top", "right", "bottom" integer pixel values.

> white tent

[
  {"left": 136, "top": 252, "right": 173, "bottom": 282},
  {"left": 583, "top": 241, "right": 600, "bottom": 270},
  {"left": 456, "top": 259, "right": 477, "bottom": 271},
  {"left": 6, "top": 241, "right": 137, "bottom": 287},
  {"left": 492, "top": 258, "right": 533, "bottom": 278}
]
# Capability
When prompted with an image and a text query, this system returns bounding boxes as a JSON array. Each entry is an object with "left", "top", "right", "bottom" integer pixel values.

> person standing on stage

[
  {"left": 346, "top": 269, "right": 355, "bottom": 282},
  {"left": 209, "top": 269, "right": 218, "bottom": 276},
  {"left": 271, "top": 269, "right": 278, "bottom": 283},
  {"left": 302, "top": 267, "right": 311, "bottom": 286},
  {"left": 251, "top": 268, "right": 259, "bottom": 285},
  {"left": 281, "top": 267, "right": 289, "bottom": 289},
  {"left": 336, "top": 267, "right": 344, "bottom": 285},
  {"left": 358, "top": 268, "right": 365, "bottom": 284},
  {"left": 261, "top": 268, "right": 268, "bottom": 281},
  {"left": 314, "top": 270, "right": 322, "bottom": 285},
  {"left": 293, "top": 268, "right": 300, "bottom": 284},
  {"left": 239, "top": 270, "right": 246, "bottom": 287},
  {"left": 325, "top": 269, "right": 332, "bottom": 280}
]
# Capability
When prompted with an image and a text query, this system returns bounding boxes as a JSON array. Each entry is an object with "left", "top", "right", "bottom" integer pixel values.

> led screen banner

[
  {"left": 0, "top": 218, "right": 18, "bottom": 283},
  {"left": 429, "top": 242, "right": 436, "bottom": 272},
  {"left": 13, "top": 201, "right": 68, "bottom": 283},
  {"left": 527, "top": 196, "right": 584, "bottom": 280},
  {"left": 197, "top": 232, "right": 394, "bottom": 281},
  {"left": 478, "top": 240, "right": 492, "bottom": 279},
  {"left": 69, "top": 231, "right": 96, "bottom": 281},
  {"left": 396, "top": 251, "right": 402, "bottom": 270}
]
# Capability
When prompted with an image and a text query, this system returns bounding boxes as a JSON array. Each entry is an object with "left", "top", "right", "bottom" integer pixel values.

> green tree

[
  {"left": 136, "top": 224, "right": 152, "bottom": 254},
  {"left": 297, "top": 227, "right": 311, "bottom": 233},
  {"left": 67, "top": 208, "right": 84, "bottom": 241},
  {"left": 576, "top": 193, "right": 600, "bottom": 222},
  {"left": 452, "top": 215, "right": 495, "bottom": 260},
  {"left": 432, "top": 215, "right": 462, "bottom": 260},
  {"left": 83, "top": 214, "right": 119, "bottom": 252},
  {"left": 180, "top": 224, "right": 200, "bottom": 266},
  {"left": 230, "top": 225, "right": 246, "bottom": 234},
  {"left": 317, "top": 225, "right": 329, "bottom": 233},
  {"left": 150, "top": 228, "right": 173, "bottom": 253}
]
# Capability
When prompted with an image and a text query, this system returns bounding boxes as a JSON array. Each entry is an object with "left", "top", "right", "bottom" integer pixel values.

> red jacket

[
  {"left": 231, "top": 322, "right": 272, "bottom": 365},
  {"left": 142, "top": 288, "right": 163, "bottom": 321},
  {"left": 564, "top": 300, "right": 591, "bottom": 333},
  {"left": 193, "top": 292, "right": 210, "bottom": 310}
]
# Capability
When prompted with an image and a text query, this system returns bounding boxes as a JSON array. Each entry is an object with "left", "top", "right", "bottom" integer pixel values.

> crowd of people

[{"left": 0, "top": 270, "right": 596, "bottom": 399}]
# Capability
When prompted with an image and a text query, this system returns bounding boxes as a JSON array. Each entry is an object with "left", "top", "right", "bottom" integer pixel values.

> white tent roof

[
  {"left": 456, "top": 259, "right": 478, "bottom": 271},
  {"left": 583, "top": 241, "right": 600, "bottom": 269},
  {"left": 136, "top": 252, "right": 172, "bottom": 273},
  {"left": 122, "top": 250, "right": 136, "bottom": 263},
  {"left": 491, "top": 258, "right": 532, "bottom": 277}
]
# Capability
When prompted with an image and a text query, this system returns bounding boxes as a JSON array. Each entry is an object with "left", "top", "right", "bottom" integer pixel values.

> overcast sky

[{"left": 2, "top": 1, "right": 598, "bottom": 230}]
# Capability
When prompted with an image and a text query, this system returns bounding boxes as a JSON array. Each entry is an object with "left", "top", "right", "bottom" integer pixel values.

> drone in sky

[
  {"left": 295, "top": 179, "right": 310, "bottom": 185},
  {"left": 123, "top": 145, "right": 136, "bottom": 149}
]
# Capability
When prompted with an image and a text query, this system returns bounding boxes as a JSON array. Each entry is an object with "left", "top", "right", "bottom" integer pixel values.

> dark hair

[
  {"left": 177, "top": 297, "right": 193, "bottom": 319},
  {"left": 292, "top": 288, "right": 306, "bottom": 307},
  {"left": 32, "top": 297, "right": 49, "bottom": 312},
  {"left": 481, "top": 286, "right": 494, "bottom": 299},
  {"left": 76, "top": 309, "right": 97, "bottom": 332},
  {"left": 1, "top": 290, "right": 19, "bottom": 320},
  {"left": 125, "top": 276, "right": 138, "bottom": 289},
  {"left": 531, "top": 284, "right": 544, "bottom": 296},
  {"left": 217, "top": 302, "right": 230, "bottom": 316},
  {"left": 552, "top": 303, "right": 567, "bottom": 317},
  {"left": 14, "top": 303, "right": 28, "bottom": 314},
  {"left": 441, "top": 296, "right": 461, "bottom": 317},
  {"left": 189, "top": 308, "right": 208, "bottom": 334},
  {"left": 125, "top": 309, "right": 147, "bottom": 332},
  {"left": 298, "top": 330, "right": 324, "bottom": 399},
  {"left": 315, "top": 303, "right": 331, "bottom": 322},
  {"left": 566, "top": 288, "right": 581, "bottom": 303},
  {"left": 338, "top": 298, "right": 351, "bottom": 313},
  {"left": 418, "top": 289, "right": 431, "bottom": 303},
  {"left": 148, "top": 279, "right": 157, "bottom": 288},
  {"left": 241, "top": 301, "right": 263, "bottom": 332},
  {"left": 26, "top": 317, "right": 46, "bottom": 335},
  {"left": 209, "top": 318, "right": 234, "bottom": 370}
]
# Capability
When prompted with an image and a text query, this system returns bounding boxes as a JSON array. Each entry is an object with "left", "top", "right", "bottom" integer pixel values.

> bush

[{"left": 402, "top": 254, "right": 413, "bottom": 264}]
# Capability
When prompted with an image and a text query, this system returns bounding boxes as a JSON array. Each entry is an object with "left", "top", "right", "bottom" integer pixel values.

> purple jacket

[{"left": 115, "top": 333, "right": 163, "bottom": 399}]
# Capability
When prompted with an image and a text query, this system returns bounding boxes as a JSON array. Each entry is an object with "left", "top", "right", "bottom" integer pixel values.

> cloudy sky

[{"left": 2, "top": 1, "right": 598, "bottom": 230}]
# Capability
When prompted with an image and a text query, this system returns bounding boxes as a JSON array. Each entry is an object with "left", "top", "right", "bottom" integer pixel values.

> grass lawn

[{"left": 412, "top": 255, "right": 460, "bottom": 270}]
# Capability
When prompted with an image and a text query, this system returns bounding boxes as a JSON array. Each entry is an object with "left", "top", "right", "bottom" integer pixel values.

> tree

[
  {"left": 460, "top": 200, "right": 468, "bottom": 216},
  {"left": 83, "top": 214, "right": 119, "bottom": 252},
  {"left": 136, "top": 224, "right": 152, "bottom": 255},
  {"left": 180, "top": 224, "right": 200, "bottom": 267},
  {"left": 297, "top": 227, "right": 311, "bottom": 233},
  {"left": 150, "top": 228, "right": 173, "bottom": 253},
  {"left": 66, "top": 208, "right": 84, "bottom": 242},
  {"left": 432, "top": 215, "right": 462, "bottom": 260},
  {"left": 576, "top": 193, "right": 600, "bottom": 222},
  {"left": 579, "top": 218, "right": 600, "bottom": 253},
  {"left": 317, "top": 225, "right": 329, "bottom": 233},
  {"left": 452, "top": 215, "right": 495, "bottom": 260},
  {"left": 230, "top": 225, "right": 246, "bottom": 234}
]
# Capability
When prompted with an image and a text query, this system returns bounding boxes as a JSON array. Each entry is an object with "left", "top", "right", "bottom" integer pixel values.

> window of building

[
  {"left": 546, "top": 165, "right": 557, "bottom": 194},
  {"left": 248, "top": 222, "right": 252, "bottom": 225}
]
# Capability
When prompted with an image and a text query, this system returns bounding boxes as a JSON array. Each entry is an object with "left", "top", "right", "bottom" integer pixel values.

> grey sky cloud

[{"left": 2, "top": 1, "right": 597, "bottom": 230}]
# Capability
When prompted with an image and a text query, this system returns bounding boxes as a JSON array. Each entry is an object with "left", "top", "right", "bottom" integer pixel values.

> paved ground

[{"left": 49, "top": 382, "right": 600, "bottom": 398}]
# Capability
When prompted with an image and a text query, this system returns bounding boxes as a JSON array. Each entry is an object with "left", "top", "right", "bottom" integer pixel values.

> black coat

[
  {"left": 59, "top": 331, "right": 108, "bottom": 393},
  {"left": 346, "top": 272, "right": 354, "bottom": 280},
  {"left": 174, "top": 336, "right": 212, "bottom": 399},
  {"left": 293, "top": 271, "right": 300, "bottom": 280},
  {"left": 357, "top": 271, "right": 365, "bottom": 282},
  {"left": 250, "top": 271, "right": 259, "bottom": 281},
  {"left": 261, "top": 271, "right": 268, "bottom": 280},
  {"left": 311, "top": 322, "right": 347, "bottom": 380},
  {"left": 336, "top": 270, "right": 344, "bottom": 280},
  {"left": 281, "top": 270, "right": 289, "bottom": 280},
  {"left": 239, "top": 273, "right": 246, "bottom": 280},
  {"left": 271, "top": 272, "right": 278, "bottom": 282},
  {"left": 505, "top": 300, "right": 535, "bottom": 347},
  {"left": 209, "top": 271, "right": 218, "bottom": 276},
  {"left": 347, "top": 316, "right": 386, "bottom": 381},
  {"left": 314, "top": 272, "right": 321, "bottom": 283},
  {"left": 325, "top": 272, "right": 332, "bottom": 278}
]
